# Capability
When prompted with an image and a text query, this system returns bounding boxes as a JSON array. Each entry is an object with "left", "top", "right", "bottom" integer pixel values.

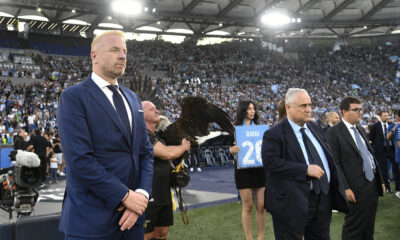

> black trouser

[
  {"left": 342, "top": 178, "right": 378, "bottom": 240},
  {"left": 377, "top": 147, "right": 400, "bottom": 190},
  {"left": 272, "top": 191, "right": 332, "bottom": 240},
  {"left": 38, "top": 154, "right": 47, "bottom": 182}
]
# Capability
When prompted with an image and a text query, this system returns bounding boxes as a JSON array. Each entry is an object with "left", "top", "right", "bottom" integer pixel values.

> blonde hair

[
  {"left": 325, "top": 111, "right": 336, "bottom": 118},
  {"left": 91, "top": 30, "right": 126, "bottom": 52}
]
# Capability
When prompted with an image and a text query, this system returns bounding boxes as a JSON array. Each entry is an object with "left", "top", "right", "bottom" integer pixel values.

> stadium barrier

[
  {"left": 0, "top": 213, "right": 64, "bottom": 240},
  {"left": 0, "top": 145, "right": 13, "bottom": 169}
]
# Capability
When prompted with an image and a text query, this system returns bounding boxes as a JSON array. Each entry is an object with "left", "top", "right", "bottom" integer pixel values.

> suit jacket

[
  {"left": 262, "top": 118, "right": 348, "bottom": 232},
  {"left": 323, "top": 124, "right": 330, "bottom": 133},
  {"left": 325, "top": 121, "right": 383, "bottom": 196},
  {"left": 57, "top": 77, "right": 154, "bottom": 238},
  {"left": 369, "top": 121, "right": 394, "bottom": 156}
]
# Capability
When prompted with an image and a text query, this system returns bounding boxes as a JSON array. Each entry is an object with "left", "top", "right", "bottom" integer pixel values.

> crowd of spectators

[{"left": 1, "top": 38, "right": 400, "bottom": 145}]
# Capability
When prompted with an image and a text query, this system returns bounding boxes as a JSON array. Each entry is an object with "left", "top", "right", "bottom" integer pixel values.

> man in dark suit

[
  {"left": 325, "top": 96, "right": 385, "bottom": 240},
  {"left": 57, "top": 30, "right": 154, "bottom": 240},
  {"left": 323, "top": 111, "right": 340, "bottom": 133},
  {"left": 262, "top": 88, "right": 348, "bottom": 240},
  {"left": 369, "top": 110, "right": 400, "bottom": 192}
]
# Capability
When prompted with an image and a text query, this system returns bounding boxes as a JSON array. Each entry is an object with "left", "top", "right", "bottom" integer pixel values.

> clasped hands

[{"left": 117, "top": 189, "right": 148, "bottom": 231}]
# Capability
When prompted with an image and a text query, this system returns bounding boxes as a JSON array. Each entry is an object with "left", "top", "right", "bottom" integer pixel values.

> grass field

[{"left": 168, "top": 187, "right": 400, "bottom": 239}]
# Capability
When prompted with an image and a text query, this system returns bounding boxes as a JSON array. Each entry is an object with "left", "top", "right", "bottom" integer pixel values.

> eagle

[
  {"left": 156, "top": 96, "right": 235, "bottom": 148},
  {"left": 128, "top": 73, "right": 235, "bottom": 149}
]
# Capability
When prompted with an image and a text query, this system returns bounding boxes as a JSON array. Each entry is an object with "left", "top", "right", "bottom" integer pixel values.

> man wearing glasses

[{"left": 326, "top": 96, "right": 385, "bottom": 240}]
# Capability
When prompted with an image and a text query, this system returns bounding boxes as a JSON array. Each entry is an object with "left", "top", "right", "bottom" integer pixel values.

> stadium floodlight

[
  {"left": 37, "top": 7, "right": 42, "bottom": 12},
  {"left": 261, "top": 12, "right": 290, "bottom": 27},
  {"left": 112, "top": 0, "right": 142, "bottom": 16},
  {"left": 152, "top": 8, "right": 156, "bottom": 13},
  {"left": 157, "top": 21, "right": 160, "bottom": 25},
  {"left": 144, "top": 7, "right": 148, "bottom": 12},
  {"left": 219, "top": 23, "right": 223, "bottom": 27},
  {"left": 72, "top": 9, "right": 76, "bottom": 13},
  {"left": 108, "top": 16, "right": 112, "bottom": 20}
]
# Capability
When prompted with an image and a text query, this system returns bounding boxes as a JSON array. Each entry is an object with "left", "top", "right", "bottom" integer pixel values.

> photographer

[{"left": 13, "top": 129, "right": 32, "bottom": 151}]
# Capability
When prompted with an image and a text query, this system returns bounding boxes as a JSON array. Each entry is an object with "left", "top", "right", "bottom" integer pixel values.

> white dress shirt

[
  {"left": 342, "top": 119, "right": 376, "bottom": 169},
  {"left": 288, "top": 118, "right": 331, "bottom": 182},
  {"left": 91, "top": 72, "right": 132, "bottom": 131}
]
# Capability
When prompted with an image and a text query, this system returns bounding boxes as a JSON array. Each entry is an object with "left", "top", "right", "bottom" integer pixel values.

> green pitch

[{"left": 169, "top": 188, "right": 400, "bottom": 239}]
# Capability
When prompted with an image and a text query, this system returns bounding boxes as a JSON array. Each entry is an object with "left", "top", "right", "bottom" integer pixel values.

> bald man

[
  {"left": 142, "top": 101, "right": 190, "bottom": 240},
  {"left": 323, "top": 111, "right": 340, "bottom": 133},
  {"left": 58, "top": 30, "right": 154, "bottom": 240}
]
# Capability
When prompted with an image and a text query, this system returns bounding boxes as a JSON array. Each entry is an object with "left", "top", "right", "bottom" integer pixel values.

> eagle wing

[
  {"left": 157, "top": 96, "right": 234, "bottom": 147},
  {"left": 180, "top": 96, "right": 235, "bottom": 136},
  {"left": 128, "top": 72, "right": 163, "bottom": 108}
]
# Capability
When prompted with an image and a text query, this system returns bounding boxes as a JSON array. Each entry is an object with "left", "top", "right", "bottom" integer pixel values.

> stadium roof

[{"left": 0, "top": 0, "right": 400, "bottom": 39}]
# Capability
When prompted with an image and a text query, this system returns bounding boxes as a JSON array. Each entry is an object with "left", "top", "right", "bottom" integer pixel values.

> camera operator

[
  {"left": 13, "top": 129, "right": 32, "bottom": 151},
  {"left": 28, "top": 129, "right": 51, "bottom": 182}
]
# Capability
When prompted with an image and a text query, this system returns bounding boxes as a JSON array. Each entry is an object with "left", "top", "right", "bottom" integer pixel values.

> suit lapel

[
  {"left": 282, "top": 118, "right": 307, "bottom": 164},
  {"left": 377, "top": 122, "right": 384, "bottom": 138},
  {"left": 83, "top": 78, "right": 131, "bottom": 145},
  {"left": 339, "top": 121, "right": 362, "bottom": 159},
  {"left": 307, "top": 122, "right": 332, "bottom": 157}
]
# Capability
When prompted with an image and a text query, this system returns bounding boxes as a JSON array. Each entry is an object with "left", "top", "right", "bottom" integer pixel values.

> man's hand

[
  {"left": 122, "top": 190, "right": 148, "bottom": 215},
  {"left": 181, "top": 138, "right": 191, "bottom": 151},
  {"left": 382, "top": 184, "right": 386, "bottom": 196},
  {"left": 307, "top": 165, "right": 325, "bottom": 179},
  {"left": 118, "top": 208, "right": 139, "bottom": 231},
  {"left": 345, "top": 189, "right": 356, "bottom": 203}
]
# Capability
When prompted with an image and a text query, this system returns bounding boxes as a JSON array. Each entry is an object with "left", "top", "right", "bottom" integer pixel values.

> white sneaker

[
  {"left": 190, "top": 167, "right": 194, "bottom": 172},
  {"left": 197, "top": 167, "right": 202, "bottom": 172},
  {"left": 396, "top": 192, "right": 400, "bottom": 199},
  {"left": 59, "top": 172, "right": 65, "bottom": 176}
]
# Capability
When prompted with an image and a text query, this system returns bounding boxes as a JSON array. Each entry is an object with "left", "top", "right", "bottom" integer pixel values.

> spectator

[
  {"left": 48, "top": 151, "right": 58, "bottom": 183},
  {"left": 13, "top": 129, "right": 30, "bottom": 150}
]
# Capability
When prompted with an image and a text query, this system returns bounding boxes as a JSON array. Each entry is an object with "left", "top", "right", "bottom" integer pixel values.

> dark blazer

[
  {"left": 325, "top": 121, "right": 383, "bottom": 196},
  {"left": 369, "top": 121, "right": 393, "bottom": 156},
  {"left": 57, "top": 77, "right": 154, "bottom": 237},
  {"left": 262, "top": 118, "right": 348, "bottom": 232},
  {"left": 323, "top": 124, "right": 332, "bottom": 134}
]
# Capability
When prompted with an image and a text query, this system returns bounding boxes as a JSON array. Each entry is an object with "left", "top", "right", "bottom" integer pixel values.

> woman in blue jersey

[{"left": 230, "top": 100, "right": 266, "bottom": 240}]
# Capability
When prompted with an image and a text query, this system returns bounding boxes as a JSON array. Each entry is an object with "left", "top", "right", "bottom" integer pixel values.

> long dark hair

[{"left": 234, "top": 101, "right": 259, "bottom": 126}]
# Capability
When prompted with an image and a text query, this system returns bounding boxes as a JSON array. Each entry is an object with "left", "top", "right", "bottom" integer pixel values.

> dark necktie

[
  {"left": 300, "top": 128, "right": 329, "bottom": 194},
  {"left": 351, "top": 127, "right": 374, "bottom": 181},
  {"left": 107, "top": 85, "right": 131, "bottom": 135}
]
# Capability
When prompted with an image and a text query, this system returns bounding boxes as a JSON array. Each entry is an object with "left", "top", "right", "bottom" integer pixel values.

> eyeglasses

[{"left": 348, "top": 108, "right": 363, "bottom": 113}]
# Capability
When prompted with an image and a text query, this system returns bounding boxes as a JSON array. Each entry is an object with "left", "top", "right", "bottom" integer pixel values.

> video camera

[{"left": 0, "top": 150, "right": 41, "bottom": 219}]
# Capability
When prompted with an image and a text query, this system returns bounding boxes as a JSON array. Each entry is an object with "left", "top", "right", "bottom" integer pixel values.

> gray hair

[{"left": 285, "top": 88, "right": 309, "bottom": 105}]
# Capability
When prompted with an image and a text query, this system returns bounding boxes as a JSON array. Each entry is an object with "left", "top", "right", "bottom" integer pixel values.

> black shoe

[{"left": 386, "top": 187, "right": 393, "bottom": 193}]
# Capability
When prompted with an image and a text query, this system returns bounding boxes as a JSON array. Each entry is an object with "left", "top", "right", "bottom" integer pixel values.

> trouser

[
  {"left": 378, "top": 147, "right": 400, "bottom": 189},
  {"left": 342, "top": 178, "right": 378, "bottom": 240},
  {"left": 272, "top": 191, "right": 332, "bottom": 240},
  {"left": 65, "top": 224, "right": 144, "bottom": 240}
]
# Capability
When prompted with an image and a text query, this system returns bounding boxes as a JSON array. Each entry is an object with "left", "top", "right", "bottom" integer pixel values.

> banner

[{"left": 235, "top": 125, "right": 269, "bottom": 169}]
